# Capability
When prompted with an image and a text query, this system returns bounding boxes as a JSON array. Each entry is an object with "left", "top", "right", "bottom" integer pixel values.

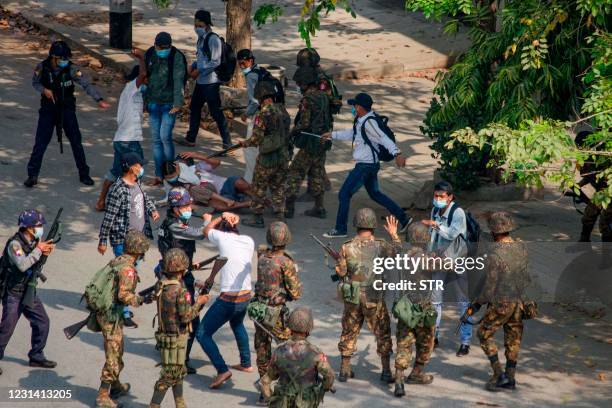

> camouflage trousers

[
  {"left": 478, "top": 302, "right": 523, "bottom": 362},
  {"left": 255, "top": 319, "right": 291, "bottom": 377},
  {"left": 285, "top": 149, "right": 326, "bottom": 201},
  {"left": 154, "top": 364, "right": 187, "bottom": 391},
  {"left": 251, "top": 161, "right": 288, "bottom": 215},
  {"left": 582, "top": 202, "right": 612, "bottom": 242},
  {"left": 338, "top": 299, "right": 392, "bottom": 357},
  {"left": 395, "top": 321, "right": 435, "bottom": 370},
  {"left": 97, "top": 316, "right": 124, "bottom": 383}
]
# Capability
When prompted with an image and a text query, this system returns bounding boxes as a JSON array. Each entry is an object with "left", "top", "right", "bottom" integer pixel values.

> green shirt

[{"left": 145, "top": 51, "right": 185, "bottom": 108}]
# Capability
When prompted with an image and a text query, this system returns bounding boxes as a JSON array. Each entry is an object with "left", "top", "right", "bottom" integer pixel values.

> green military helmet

[
  {"left": 288, "top": 306, "right": 314, "bottom": 334},
  {"left": 407, "top": 223, "right": 430, "bottom": 246},
  {"left": 488, "top": 211, "right": 517, "bottom": 234},
  {"left": 296, "top": 47, "right": 320, "bottom": 68},
  {"left": 292, "top": 66, "right": 318, "bottom": 86},
  {"left": 163, "top": 248, "right": 189, "bottom": 274},
  {"left": 353, "top": 208, "right": 377, "bottom": 229},
  {"left": 124, "top": 230, "right": 150, "bottom": 255},
  {"left": 266, "top": 221, "right": 291, "bottom": 247},
  {"left": 254, "top": 80, "right": 277, "bottom": 101}
]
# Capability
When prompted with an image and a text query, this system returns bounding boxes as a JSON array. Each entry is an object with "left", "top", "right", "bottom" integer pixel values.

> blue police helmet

[
  {"left": 18, "top": 209, "right": 46, "bottom": 228},
  {"left": 49, "top": 41, "right": 72, "bottom": 59}
]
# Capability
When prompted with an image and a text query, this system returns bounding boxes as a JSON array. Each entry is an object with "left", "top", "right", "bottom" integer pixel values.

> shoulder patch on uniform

[
  {"left": 10, "top": 242, "right": 24, "bottom": 257},
  {"left": 254, "top": 114, "right": 264, "bottom": 128},
  {"left": 184, "top": 291, "right": 192, "bottom": 303},
  {"left": 124, "top": 266, "right": 137, "bottom": 278}
]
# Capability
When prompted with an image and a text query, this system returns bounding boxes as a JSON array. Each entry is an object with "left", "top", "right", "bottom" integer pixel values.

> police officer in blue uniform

[
  {"left": 25, "top": 40, "right": 110, "bottom": 188},
  {"left": 0, "top": 210, "right": 57, "bottom": 374}
]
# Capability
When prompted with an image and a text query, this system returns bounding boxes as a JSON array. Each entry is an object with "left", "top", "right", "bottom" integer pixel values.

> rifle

[
  {"left": 206, "top": 143, "right": 243, "bottom": 159},
  {"left": 63, "top": 314, "right": 90, "bottom": 340},
  {"left": 192, "top": 254, "right": 220, "bottom": 271},
  {"left": 310, "top": 234, "right": 341, "bottom": 282},
  {"left": 195, "top": 256, "right": 228, "bottom": 297},
  {"left": 455, "top": 302, "right": 482, "bottom": 334},
  {"left": 23, "top": 208, "right": 63, "bottom": 308},
  {"left": 250, "top": 316, "right": 282, "bottom": 344}
]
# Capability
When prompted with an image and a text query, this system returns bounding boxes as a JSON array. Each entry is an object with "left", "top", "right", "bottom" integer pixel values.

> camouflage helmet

[
  {"left": 296, "top": 47, "right": 320, "bottom": 68},
  {"left": 266, "top": 221, "right": 291, "bottom": 247},
  {"left": 124, "top": 230, "right": 150, "bottom": 255},
  {"left": 292, "top": 66, "right": 318, "bottom": 86},
  {"left": 288, "top": 306, "right": 314, "bottom": 334},
  {"left": 163, "top": 248, "right": 189, "bottom": 274},
  {"left": 488, "top": 211, "right": 517, "bottom": 234},
  {"left": 407, "top": 223, "right": 430, "bottom": 246},
  {"left": 353, "top": 208, "right": 377, "bottom": 229},
  {"left": 254, "top": 80, "right": 277, "bottom": 101}
]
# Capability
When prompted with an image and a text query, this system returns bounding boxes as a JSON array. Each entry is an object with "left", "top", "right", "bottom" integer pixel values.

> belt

[{"left": 220, "top": 292, "right": 252, "bottom": 303}]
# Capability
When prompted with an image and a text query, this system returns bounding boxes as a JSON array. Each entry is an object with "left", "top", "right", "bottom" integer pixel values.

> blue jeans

[
  {"left": 335, "top": 162, "right": 409, "bottom": 233},
  {"left": 112, "top": 244, "right": 131, "bottom": 318},
  {"left": 433, "top": 301, "right": 473, "bottom": 345},
  {"left": 106, "top": 141, "right": 144, "bottom": 181},
  {"left": 148, "top": 103, "right": 176, "bottom": 178},
  {"left": 196, "top": 297, "right": 251, "bottom": 374}
]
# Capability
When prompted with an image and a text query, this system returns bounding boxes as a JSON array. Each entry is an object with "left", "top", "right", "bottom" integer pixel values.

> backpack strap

[
  {"left": 360, "top": 116, "right": 380, "bottom": 163},
  {"left": 202, "top": 32, "right": 218, "bottom": 59}
]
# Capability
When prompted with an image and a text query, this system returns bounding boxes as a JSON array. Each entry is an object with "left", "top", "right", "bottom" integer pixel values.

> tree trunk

[
  {"left": 109, "top": 0, "right": 132, "bottom": 49},
  {"left": 225, "top": 0, "right": 252, "bottom": 88}
]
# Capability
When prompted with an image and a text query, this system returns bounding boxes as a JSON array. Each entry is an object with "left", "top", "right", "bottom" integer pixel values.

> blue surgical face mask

[
  {"left": 351, "top": 106, "right": 357, "bottom": 117},
  {"left": 139, "top": 84, "right": 148, "bottom": 94},
  {"left": 57, "top": 59, "right": 69, "bottom": 68},
  {"left": 137, "top": 167, "right": 144, "bottom": 179},
  {"left": 241, "top": 67, "right": 252, "bottom": 75},
  {"left": 166, "top": 176, "right": 179, "bottom": 184},
  {"left": 179, "top": 210, "right": 192, "bottom": 221},
  {"left": 33, "top": 227, "right": 44, "bottom": 239},
  {"left": 195, "top": 27, "right": 206, "bottom": 37},
  {"left": 433, "top": 198, "right": 448, "bottom": 209},
  {"left": 156, "top": 49, "right": 171, "bottom": 58}
]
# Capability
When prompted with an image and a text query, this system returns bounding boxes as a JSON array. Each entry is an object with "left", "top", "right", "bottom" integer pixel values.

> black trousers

[
  {"left": 183, "top": 271, "right": 200, "bottom": 361},
  {"left": 0, "top": 291, "right": 50, "bottom": 361},
  {"left": 186, "top": 83, "right": 231, "bottom": 147},
  {"left": 27, "top": 107, "right": 90, "bottom": 178}
]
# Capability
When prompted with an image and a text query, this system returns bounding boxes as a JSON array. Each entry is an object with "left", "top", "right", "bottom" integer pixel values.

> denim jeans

[
  {"left": 148, "top": 103, "right": 176, "bottom": 177},
  {"left": 112, "top": 244, "right": 131, "bottom": 319},
  {"left": 334, "top": 162, "right": 409, "bottom": 233},
  {"left": 196, "top": 297, "right": 251, "bottom": 374},
  {"left": 433, "top": 301, "right": 473, "bottom": 345},
  {"left": 106, "top": 141, "right": 144, "bottom": 181}
]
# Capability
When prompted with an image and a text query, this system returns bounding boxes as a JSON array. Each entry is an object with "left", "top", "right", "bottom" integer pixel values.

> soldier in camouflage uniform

[
  {"left": 241, "top": 81, "right": 292, "bottom": 228},
  {"left": 476, "top": 212, "right": 531, "bottom": 392},
  {"left": 252, "top": 222, "right": 303, "bottom": 405},
  {"left": 393, "top": 223, "right": 437, "bottom": 398},
  {"left": 285, "top": 66, "right": 332, "bottom": 220},
  {"left": 260, "top": 307, "right": 335, "bottom": 408},
  {"left": 335, "top": 208, "right": 401, "bottom": 383},
  {"left": 149, "top": 248, "right": 209, "bottom": 408},
  {"left": 95, "top": 230, "right": 150, "bottom": 408}
]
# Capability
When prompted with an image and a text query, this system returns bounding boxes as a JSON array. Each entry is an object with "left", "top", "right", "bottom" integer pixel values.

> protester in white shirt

[
  {"left": 96, "top": 50, "right": 147, "bottom": 211},
  {"left": 321, "top": 92, "right": 411, "bottom": 238},
  {"left": 196, "top": 212, "right": 255, "bottom": 388}
]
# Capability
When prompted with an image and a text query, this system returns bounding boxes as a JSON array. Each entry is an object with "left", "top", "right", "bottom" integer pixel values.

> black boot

[
  {"left": 149, "top": 387, "right": 167, "bottom": 407},
  {"left": 394, "top": 369, "right": 405, "bottom": 397},
  {"left": 380, "top": 354, "right": 393, "bottom": 383},
  {"left": 285, "top": 200, "right": 295, "bottom": 219},
  {"left": 23, "top": 176, "right": 38, "bottom": 188},
  {"left": 305, "top": 195, "right": 327, "bottom": 218},
  {"left": 80, "top": 174, "right": 95, "bottom": 186},
  {"left": 242, "top": 214, "right": 265, "bottom": 228},
  {"left": 256, "top": 392, "right": 268, "bottom": 406}
]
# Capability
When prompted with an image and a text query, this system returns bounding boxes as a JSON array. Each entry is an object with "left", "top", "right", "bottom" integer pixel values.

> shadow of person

[{"left": 18, "top": 369, "right": 94, "bottom": 406}]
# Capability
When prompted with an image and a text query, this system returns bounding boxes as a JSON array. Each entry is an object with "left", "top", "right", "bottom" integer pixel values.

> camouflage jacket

[
  {"left": 478, "top": 238, "right": 530, "bottom": 304},
  {"left": 245, "top": 102, "right": 291, "bottom": 168},
  {"left": 291, "top": 88, "right": 332, "bottom": 155},
  {"left": 336, "top": 236, "right": 401, "bottom": 300},
  {"left": 262, "top": 338, "right": 334, "bottom": 394},
  {"left": 397, "top": 246, "right": 433, "bottom": 305},
  {"left": 255, "top": 248, "right": 302, "bottom": 306},
  {"left": 156, "top": 276, "right": 203, "bottom": 334},
  {"left": 112, "top": 255, "right": 141, "bottom": 307}
]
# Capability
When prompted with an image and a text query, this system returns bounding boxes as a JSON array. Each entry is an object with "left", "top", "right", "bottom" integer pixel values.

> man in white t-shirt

[
  {"left": 96, "top": 49, "right": 148, "bottom": 211},
  {"left": 196, "top": 212, "right": 255, "bottom": 389}
]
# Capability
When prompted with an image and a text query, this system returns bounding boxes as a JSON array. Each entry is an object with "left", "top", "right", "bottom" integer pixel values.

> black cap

[
  {"left": 49, "top": 40, "right": 72, "bottom": 58},
  {"left": 237, "top": 49, "right": 254, "bottom": 61},
  {"left": 154, "top": 32, "right": 172, "bottom": 47},
  {"left": 121, "top": 152, "right": 144, "bottom": 171},
  {"left": 195, "top": 9, "right": 213, "bottom": 26},
  {"left": 348, "top": 93, "right": 373, "bottom": 111}
]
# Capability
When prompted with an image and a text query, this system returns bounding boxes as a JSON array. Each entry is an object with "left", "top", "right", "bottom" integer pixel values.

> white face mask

[{"left": 33, "top": 227, "right": 44, "bottom": 239}]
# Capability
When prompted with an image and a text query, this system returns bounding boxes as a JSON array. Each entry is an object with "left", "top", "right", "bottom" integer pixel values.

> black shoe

[
  {"left": 124, "top": 317, "right": 138, "bottom": 328},
  {"left": 456, "top": 344, "right": 470, "bottom": 357},
  {"left": 323, "top": 229, "right": 347, "bottom": 239},
  {"left": 80, "top": 175, "right": 95, "bottom": 186},
  {"left": 174, "top": 137, "right": 196, "bottom": 147},
  {"left": 338, "top": 370, "right": 354, "bottom": 382},
  {"left": 304, "top": 208, "right": 327, "bottom": 219},
  {"left": 185, "top": 361, "right": 196, "bottom": 375},
  {"left": 380, "top": 370, "right": 393, "bottom": 384},
  {"left": 29, "top": 359, "right": 57, "bottom": 369},
  {"left": 110, "top": 382, "right": 130, "bottom": 399},
  {"left": 496, "top": 373, "right": 516, "bottom": 390},
  {"left": 256, "top": 392, "right": 268, "bottom": 406},
  {"left": 434, "top": 337, "right": 439, "bottom": 349},
  {"left": 242, "top": 215, "right": 265, "bottom": 229},
  {"left": 394, "top": 383, "right": 405, "bottom": 398},
  {"left": 23, "top": 176, "right": 38, "bottom": 188}
]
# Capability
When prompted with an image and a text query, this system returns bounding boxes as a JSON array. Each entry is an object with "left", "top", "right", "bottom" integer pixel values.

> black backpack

[
  {"left": 202, "top": 32, "right": 237, "bottom": 83},
  {"left": 145, "top": 46, "right": 188, "bottom": 88},
  {"left": 433, "top": 204, "right": 481, "bottom": 257},
  {"left": 252, "top": 66, "right": 285, "bottom": 104},
  {"left": 352, "top": 113, "right": 397, "bottom": 162}
]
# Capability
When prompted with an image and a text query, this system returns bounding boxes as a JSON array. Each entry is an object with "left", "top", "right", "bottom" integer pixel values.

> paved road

[{"left": 0, "top": 26, "right": 610, "bottom": 408}]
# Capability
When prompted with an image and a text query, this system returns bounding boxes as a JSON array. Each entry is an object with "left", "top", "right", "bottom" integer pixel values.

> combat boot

[
  {"left": 338, "top": 356, "right": 354, "bottom": 382},
  {"left": 394, "top": 369, "right": 405, "bottom": 398},
  {"left": 173, "top": 384, "right": 187, "bottom": 408},
  {"left": 380, "top": 355, "right": 393, "bottom": 383},
  {"left": 256, "top": 392, "right": 268, "bottom": 406},
  {"left": 285, "top": 200, "right": 296, "bottom": 219},
  {"left": 405, "top": 362, "right": 434, "bottom": 384},
  {"left": 23, "top": 176, "right": 38, "bottom": 188},
  {"left": 305, "top": 196, "right": 327, "bottom": 219},
  {"left": 110, "top": 381, "right": 130, "bottom": 399},
  {"left": 498, "top": 361, "right": 517, "bottom": 390},
  {"left": 96, "top": 382, "right": 122, "bottom": 408},
  {"left": 485, "top": 355, "right": 504, "bottom": 392},
  {"left": 149, "top": 387, "right": 167, "bottom": 407},
  {"left": 242, "top": 214, "right": 265, "bottom": 228}
]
